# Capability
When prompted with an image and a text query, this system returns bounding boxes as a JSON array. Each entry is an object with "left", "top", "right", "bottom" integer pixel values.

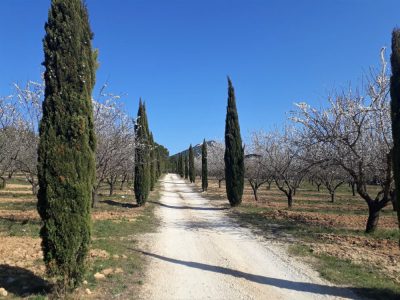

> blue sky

[{"left": 1, "top": 0, "right": 399, "bottom": 154}]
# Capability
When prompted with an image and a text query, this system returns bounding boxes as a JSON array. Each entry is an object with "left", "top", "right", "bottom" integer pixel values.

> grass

[
  {"left": 84, "top": 185, "right": 160, "bottom": 298},
  {"left": 232, "top": 204, "right": 400, "bottom": 241},
  {"left": 0, "top": 176, "right": 162, "bottom": 299},
  {"left": 230, "top": 204, "right": 400, "bottom": 299},
  {"left": 0, "top": 218, "right": 40, "bottom": 237},
  {"left": 289, "top": 244, "right": 400, "bottom": 300}
]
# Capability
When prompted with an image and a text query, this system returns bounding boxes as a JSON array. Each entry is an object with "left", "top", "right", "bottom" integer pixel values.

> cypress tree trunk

[
  {"left": 390, "top": 28, "right": 400, "bottom": 243},
  {"left": 224, "top": 77, "right": 244, "bottom": 206},
  {"left": 37, "top": 0, "right": 96, "bottom": 290},
  {"left": 134, "top": 100, "right": 150, "bottom": 206},
  {"left": 189, "top": 145, "right": 195, "bottom": 183},
  {"left": 202, "top": 139, "right": 208, "bottom": 192}
]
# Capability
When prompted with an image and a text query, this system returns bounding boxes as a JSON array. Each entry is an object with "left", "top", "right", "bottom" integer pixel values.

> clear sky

[{"left": 1, "top": 0, "right": 399, "bottom": 154}]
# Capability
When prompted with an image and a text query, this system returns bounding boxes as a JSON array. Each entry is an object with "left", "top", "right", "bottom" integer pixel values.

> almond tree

[
  {"left": 292, "top": 49, "right": 393, "bottom": 232},
  {"left": 207, "top": 141, "right": 225, "bottom": 188},
  {"left": 245, "top": 131, "right": 272, "bottom": 201},
  {"left": 0, "top": 95, "right": 18, "bottom": 189},
  {"left": 264, "top": 128, "right": 308, "bottom": 208}
]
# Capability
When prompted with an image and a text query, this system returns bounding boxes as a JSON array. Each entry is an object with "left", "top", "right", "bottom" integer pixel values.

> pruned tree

[
  {"left": 208, "top": 141, "right": 225, "bottom": 188},
  {"left": 263, "top": 128, "right": 308, "bottom": 207},
  {"left": 292, "top": 49, "right": 394, "bottom": 232},
  {"left": 245, "top": 131, "right": 272, "bottom": 202}
]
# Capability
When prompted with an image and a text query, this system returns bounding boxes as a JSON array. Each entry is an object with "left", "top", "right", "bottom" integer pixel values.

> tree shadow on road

[
  {"left": 0, "top": 264, "right": 50, "bottom": 297},
  {"left": 130, "top": 249, "right": 398, "bottom": 299},
  {"left": 148, "top": 200, "right": 228, "bottom": 211}
]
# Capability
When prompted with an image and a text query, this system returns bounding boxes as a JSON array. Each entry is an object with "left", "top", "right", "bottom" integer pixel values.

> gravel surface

[{"left": 138, "top": 174, "right": 359, "bottom": 300}]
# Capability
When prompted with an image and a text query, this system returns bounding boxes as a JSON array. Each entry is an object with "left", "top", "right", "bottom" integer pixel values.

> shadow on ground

[
  {"left": 99, "top": 200, "right": 138, "bottom": 208},
  {"left": 131, "top": 249, "right": 398, "bottom": 299},
  {"left": 0, "top": 264, "right": 50, "bottom": 297},
  {"left": 148, "top": 200, "right": 228, "bottom": 211}
]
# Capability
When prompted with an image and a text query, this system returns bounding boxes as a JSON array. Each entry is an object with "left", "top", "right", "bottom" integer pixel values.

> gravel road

[{"left": 138, "top": 174, "right": 358, "bottom": 300}]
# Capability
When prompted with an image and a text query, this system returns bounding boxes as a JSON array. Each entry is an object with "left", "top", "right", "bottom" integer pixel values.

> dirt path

[{"left": 138, "top": 174, "right": 358, "bottom": 300}]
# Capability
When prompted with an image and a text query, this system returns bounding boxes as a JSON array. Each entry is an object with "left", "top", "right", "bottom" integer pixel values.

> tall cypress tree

[
  {"left": 224, "top": 77, "right": 244, "bottom": 206},
  {"left": 189, "top": 145, "right": 195, "bottom": 183},
  {"left": 179, "top": 154, "right": 185, "bottom": 177},
  {"left": 149, "top": 132, "right": 156, "bottom": 191},
  {"left": 202, "top": 139, "right": 208, "bottom": 192},
  {"left": 184, "top": 155, "right": 189, "bottom": 179},
  {"left": 37, "top": 0, "right": 96, "bottom": 289},
  {"left": 134, "top": 100, "right": 150, "bottom": 206},
  {"left": 390, "top": 29, "right": 400, "bottom": 239}
]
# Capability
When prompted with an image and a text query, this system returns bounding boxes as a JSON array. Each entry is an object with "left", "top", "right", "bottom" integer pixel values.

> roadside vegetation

[
  {"left": 193, "top": 178, "right": 400, "bottom": 299},
  {"left": 0, "top": 175, "right": 161, "bottom": 299}
]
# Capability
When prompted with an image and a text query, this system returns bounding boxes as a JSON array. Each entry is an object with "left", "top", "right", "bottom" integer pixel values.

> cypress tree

[
  {"left": 179, "top": 154, "right": 185, "bottom": 177},
  {"left": 149, "top": 132, "right": 156, "bottom": 191},
  {"left": 134, "top": 100, "right": 150, "bottom": 206},
  {"left": 184, "top": 155, "right": 189, "bottom": 179},
  {"left": 390, "top": 29, "right": 400, "bottom": 239},
  {"left": 202, "top": 139, "right": 208, "bottom": 192},
  {"left": 224, "top": 77, "right": 244, "bottom": 206},
  {"left": 189, "top": 145, "right": 195, "bottom": 183},
  {"left": 156, "top": 148, "right": 161, "bottom": 179},
  {"left": 37, "top": 0, "right": 96, "bottom": 289}
]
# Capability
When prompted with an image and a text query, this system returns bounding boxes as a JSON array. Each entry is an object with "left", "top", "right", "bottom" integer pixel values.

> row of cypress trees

[
  {"left": 37, "top": 0, "right": 168, "bottom": 291},
  {"left": 173, "top": 77, "right": 244, "bottom": 205},
  {"left": 134, "top": 100, "right": 165, "bottom": 206}
]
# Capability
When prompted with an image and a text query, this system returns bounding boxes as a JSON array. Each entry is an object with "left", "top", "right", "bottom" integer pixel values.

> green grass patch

[
  {"left": 232, "top": 206, "right": 400, "bottom": 299},
  {"left": 0, "top": 218, "right": 40, "bottom": 237},
  {"left": 288, "top": 244, "right": 400, "bottom": 300},
  {"left": 0, "top": 201, "right": 36, "bottom": 210},
  {"left": 85, "top": 185, "right": 161, "bottom": 297}
]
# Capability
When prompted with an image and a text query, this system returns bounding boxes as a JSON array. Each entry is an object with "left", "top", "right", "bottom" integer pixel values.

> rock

[
  {"left": 0, "top": 287, "right": 8, "bottom": 297},
  {"left": 94, "top": 272, "right": 106, "bottom": 280},
  {"left": 83, "top": 280, "right": 88, "bottom": 285},
  {"left": 85, "top": 288, "right": 92, "bottom": 295},
  {"left": 101, "top": 268, "right": 113, "bottom": 276},
  {"left": 112, "top": 254, "right": 119, "bottom": 259},
  {"left": 114, "top": 268, "right": 124, "bottom": 274},
  {"left": 122, "top": 254, "right": 128, "bottom": 259}
]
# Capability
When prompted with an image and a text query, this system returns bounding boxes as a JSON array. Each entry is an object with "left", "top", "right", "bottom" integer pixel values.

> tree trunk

[
  {"left": 293, "top": 188, "right": 297, "bottom": 196},
  {"left": 92, "top": 189, "right": 99, "bottom": 208},
  {"left": 366, "top": 203, "right": 380, "bottom": 233},
  {"left": 109, "top": 183, "right": 114, "bottom": 196},
  {"left": 252, "top": 186, "right": 258, "bottom": 201},
  {"left": 287, "top": 193, "right": 293, "bottom": 208},
  {"left": 120, "top": 174, "right": 127, "bottom": 190},
  {"left": 330, "top": 191, "right": 335, "bottom": 203},
  {"left": 391, "top": 191, "right": 397, "bottom": 211},
  {"left": 351, "top": 182, "right": 356, "bottom": 196},
  {"left": 317, "top": 183, "right": 321, "bottom": 192},
  {"left": 0, "top": 177, "right": 5, "bottom": 190},
  {"left": 267, "top": 182, "right": 271, "bottom": 190}
]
